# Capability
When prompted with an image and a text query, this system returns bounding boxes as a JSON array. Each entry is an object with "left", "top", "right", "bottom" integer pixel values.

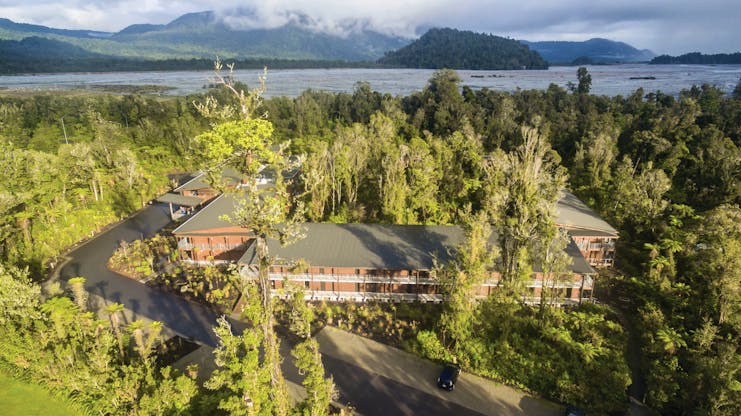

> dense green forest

[
  {"left": 0, "top": 38, "right": 376, "bottom": 74},
  {"left": 1, "top": 69, "right": 739, "bottom": 415},
  {"left": 377, "top": 28, "right": 548, "bottom": 70},
  {"left": 651, "top": 52, "right": 741, "bottom": 65}
]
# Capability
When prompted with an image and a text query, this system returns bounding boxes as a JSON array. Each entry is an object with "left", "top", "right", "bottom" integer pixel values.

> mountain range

[
  {"left": 521, "top": 38, "right": 655, "bottom": 64},
  {"left": 0, "top": 12, "right": 409, "bottom": 61},
  {"left": 0, "top": 11, "right": 655, "bottom": 70}
]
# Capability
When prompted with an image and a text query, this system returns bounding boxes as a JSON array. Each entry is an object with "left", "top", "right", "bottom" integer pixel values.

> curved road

[
  {"left": 57, "top": 202, "right": 484, "bottom": 416},
  {"left": 59, "top": 202, "right": 223, "bottom": 346}
]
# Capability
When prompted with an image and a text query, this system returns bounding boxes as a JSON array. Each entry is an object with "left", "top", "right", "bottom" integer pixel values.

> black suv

[
  {"left": 564, "top": 406, "right": 586, "bottom": 416},
  {"left": 437, "top": 365, "right": 461, "bottom": 391}
]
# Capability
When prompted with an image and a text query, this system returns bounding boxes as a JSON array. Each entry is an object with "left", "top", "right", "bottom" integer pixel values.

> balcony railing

[
  {"left": 266, "top": 272, "right": 438, "bottom": 285},
  {"left": 267, "top": 289, "right": 592, "bottom": 305},
  {"left": 178, "top": 241, "right": 246, "bottom": 251},
  {"left": 270, "top": 290, "right": 445, "bottom": 303}
]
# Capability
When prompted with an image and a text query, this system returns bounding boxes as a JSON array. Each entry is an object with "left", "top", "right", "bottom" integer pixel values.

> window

[
  {"left": 320, "top": 281, "right": 326, "bottom": 291},
  {"left": 304, "top": 281, "right": 310, "bottom": 289},
  {"left": 319, "top": 268, "right": 325, "bottom": 275},
  {"left": 565, "top": 288, "right": 573, "bottom": 298}
]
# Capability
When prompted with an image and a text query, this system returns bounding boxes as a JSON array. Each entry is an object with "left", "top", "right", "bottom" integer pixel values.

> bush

[{"left": 414, "top": 330, "right": 455, "bottom": 363}]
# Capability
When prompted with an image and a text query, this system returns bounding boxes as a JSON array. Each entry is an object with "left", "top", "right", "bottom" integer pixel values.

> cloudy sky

[{"left": 0, "top": 0, "right": 738, "bottom": 55}]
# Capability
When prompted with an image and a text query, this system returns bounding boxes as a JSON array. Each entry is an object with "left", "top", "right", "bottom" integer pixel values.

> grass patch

[{"left": 0, "top": 369, "right": 84, "bottom": 416}]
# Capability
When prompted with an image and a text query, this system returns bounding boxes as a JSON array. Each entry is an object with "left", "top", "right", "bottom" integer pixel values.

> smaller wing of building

[{"left": 557, "top": 190, "right": 618, "bottom": 267}]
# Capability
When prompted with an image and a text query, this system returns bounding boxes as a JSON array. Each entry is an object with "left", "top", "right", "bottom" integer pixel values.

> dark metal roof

[
  {"left": 565, "top": 240, "right": 596, "bottom": 274},
  {"left": 567, "top": 229, "right": 617, "bottom": 237},
  {"left": 174, "top": 190, "right": 601, "bottom": 275},
  {"left": 172, "top": 166, "right": 294, "bottom": 193},
  {"left": 173, "top": 168, "right": 243, "bottom": 192},
  {"left": 240, "top": 223, "right": 464, "bottom": 271},
  {"left": 238, "top": 223, "right": 595, "bottom": 275},
  {"left": 156, "top": 193, "right": 203, "bottom": 207},
  {"left": 556, "top": 191, "right": 618, "bottom": 236},
  {"left": 172, "top": 194, "right": 251, "bottom": 236}
]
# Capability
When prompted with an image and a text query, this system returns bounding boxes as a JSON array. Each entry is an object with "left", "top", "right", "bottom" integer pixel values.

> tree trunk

[{"left": 256, "top": 236, "right": 290, "bottom": 415}]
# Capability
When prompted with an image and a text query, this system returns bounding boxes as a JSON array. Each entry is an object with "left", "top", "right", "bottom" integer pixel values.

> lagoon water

[{"left": 0, "top": 64, "right": 739, "bottom": 97}]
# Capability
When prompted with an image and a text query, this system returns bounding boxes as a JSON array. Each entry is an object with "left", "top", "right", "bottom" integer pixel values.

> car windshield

[{"left": 441, "top": 366, "right": 458, "bottom": 379}]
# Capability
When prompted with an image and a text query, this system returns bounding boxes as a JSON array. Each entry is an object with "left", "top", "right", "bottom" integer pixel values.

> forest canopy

[
  {"left": 0, "top": 69, "right": 739, "bottom": 415},
  {"left": 650, "top": 51, "right": 741, "bottom": 65},
  {"left": 378, "top": 28, "right": 549, "bottom": 70}
]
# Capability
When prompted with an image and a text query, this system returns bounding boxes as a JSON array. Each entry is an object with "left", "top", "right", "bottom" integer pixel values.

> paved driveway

[
  {"left": 57, "top": 203, "right": 226, "bottom": 346},
  {"left": 317, "top": 326, "right": 562, "bottom": 416},
  {"left": 55, "top": 202, "right": 561, "bottom": 416}
]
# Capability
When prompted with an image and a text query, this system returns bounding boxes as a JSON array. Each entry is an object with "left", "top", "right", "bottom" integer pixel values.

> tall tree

[
  {"left": 301, "top": 140, "right": 332, "bottom": 221},
  {"left": 535, "top": 227, "right": 573, "bottom": 313},
  {"left": 194, "top": 63, "right": 306, "bottom": 415},
  {"left": 286, "top": 285, "right": 335, "bottom": 416},
  {"left": 440, "top": 208, "right": 496, "bottom": 362},
  {"left": 576, "top": 67, "right": 592, "bottom": 94},
  {"left": 484, "top": 126, "right": 567, "bottom": 299}
]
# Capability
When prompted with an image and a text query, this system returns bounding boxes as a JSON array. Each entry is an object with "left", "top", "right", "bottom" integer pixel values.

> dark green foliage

[
  {"left": 378, "top": 28, "right": 548, "bottom": 70},
  {"left": 576, "top": 67, "right": 592, "bottom": 94},
  {"left": 151, "top": 263, "right": 241, "bottom": 312},
  {"left": 0, "top": 54, "right": 383, "bottom": 75},
  {"left": 651, "top": 52, "right": 741, "bottom": 65},
  {"left": 415, "top": 302, "right": 631, "bottom": 414},
  {"left": 0, "top": 37, "right": 107, "bottom": 60},
  {"left": 0, "top": 92, "right": 209, "bottom": 274},
  {"left": 0, "top": 266, "right": 198, "bottom": 415},
  {"left": 2, "top": 69, "right": 740, "bottom": 415},
  {"left": 108, "top": 234, "right": 176, "bottom": 279},
  {"left": 258, "top": 77, "right": 739, "bottom": 415}
]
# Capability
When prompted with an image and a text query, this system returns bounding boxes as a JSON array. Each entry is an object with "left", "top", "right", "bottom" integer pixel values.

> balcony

[
  {"left": 178, "top": 240, "right": 246, "bottom": 252},
  {"left": 267, "top": 273, "right": 435, "bottom": 285},
  {"left": 271, "top": 290, "right": 444, "bottom": 303}
]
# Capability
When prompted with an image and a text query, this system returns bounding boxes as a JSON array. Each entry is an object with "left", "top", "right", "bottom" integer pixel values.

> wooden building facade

[{"left": 171, "top": 189, "right": 616, "bottom": 305}]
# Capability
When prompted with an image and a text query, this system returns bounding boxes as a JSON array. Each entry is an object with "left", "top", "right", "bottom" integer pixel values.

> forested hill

[
  {"left": 377, "top": 28, "right": 548, "bottom": 70},
  {"left": 0, "top": 37, "right": 378, "bottom": 74},
  {"left": 650, "top": 52, "right": 741, "bottom": 64},
  {"left": 0, "top": 17, "right": 111, "bottom": 39},
  {"left": 521, "top": 38, "right": 655, "bottom": 64}
]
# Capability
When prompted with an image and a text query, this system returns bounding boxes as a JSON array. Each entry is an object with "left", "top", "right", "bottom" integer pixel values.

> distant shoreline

[{"left": 0, "top": 58, "right": 387, "bottom": 76}]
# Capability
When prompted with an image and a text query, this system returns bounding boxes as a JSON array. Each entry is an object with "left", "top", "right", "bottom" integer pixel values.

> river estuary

[{"left": 0, "top": 64, "right": 739, "bottom": 97}]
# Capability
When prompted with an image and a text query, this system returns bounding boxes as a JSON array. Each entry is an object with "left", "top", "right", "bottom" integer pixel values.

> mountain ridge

[
  {"left": 0, "top": 17, "right": 112, "bottom": 39},
  {"left": 0, "top": 14, "right": 657, "bottom": 68},
  {"left": 0, "top": 12, "right": 409, "bottom": 61},
  {"left": 521, "top": 38, "right": 655, "bottom": 64}
]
